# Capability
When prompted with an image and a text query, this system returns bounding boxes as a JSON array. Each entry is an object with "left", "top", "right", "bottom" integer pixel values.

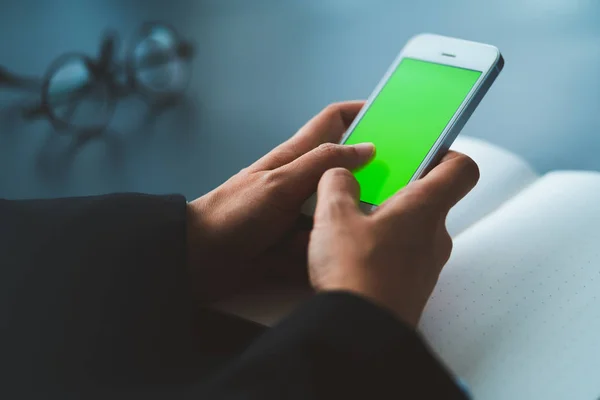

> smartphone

[{"left": 302, "top": 33, "right": 503, "bottom": 215}]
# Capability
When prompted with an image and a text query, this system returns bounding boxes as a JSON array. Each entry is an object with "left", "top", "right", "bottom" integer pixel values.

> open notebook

[{"left": 214, "top": 136, "right": 600, "bottom": 400}]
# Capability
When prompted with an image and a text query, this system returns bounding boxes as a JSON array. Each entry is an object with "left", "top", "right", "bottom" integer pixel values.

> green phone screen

[{"left": 344, "top": 58, "right": 482, "bottom": 205}]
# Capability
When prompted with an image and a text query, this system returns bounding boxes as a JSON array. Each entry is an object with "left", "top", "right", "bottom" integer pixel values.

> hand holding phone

[
  {"left": 303, "top": 33, "right": 503, "bottom": 215},
  {"left": 308, "top": 151, "right": 479, "bottom": 327}
]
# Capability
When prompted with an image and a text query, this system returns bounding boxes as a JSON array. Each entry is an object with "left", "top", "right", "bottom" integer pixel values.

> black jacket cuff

[{"left": 275, "top": 291, "right": 468, "bottom": 399}]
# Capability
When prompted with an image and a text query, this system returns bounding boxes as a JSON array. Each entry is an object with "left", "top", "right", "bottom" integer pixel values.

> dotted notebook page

[
  {"left": 448, "top": 136, "right": 538, "bottom": 237},
  {"left": 419, "top": 171, "right": 600, "bottom": 400}
]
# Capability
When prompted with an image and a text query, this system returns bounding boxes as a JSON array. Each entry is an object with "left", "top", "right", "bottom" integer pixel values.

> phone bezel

[{"left": 339, "top": 33, "right": 502, "bottom": 214}]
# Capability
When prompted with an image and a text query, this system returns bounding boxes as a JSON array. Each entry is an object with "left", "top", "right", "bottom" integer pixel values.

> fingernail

[{"left": 351, "top": 142, "right": 375, "bottom": 160}]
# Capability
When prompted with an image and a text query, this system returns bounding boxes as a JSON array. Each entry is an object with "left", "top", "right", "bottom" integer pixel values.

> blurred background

[{"left": 1, "top": 0, "right": 599, "bottom": 200}]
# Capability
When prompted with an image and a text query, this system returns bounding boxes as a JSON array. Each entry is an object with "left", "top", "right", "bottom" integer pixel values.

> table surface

[{"left": 1, "top": 0, "right": 599, "bottom": 200}]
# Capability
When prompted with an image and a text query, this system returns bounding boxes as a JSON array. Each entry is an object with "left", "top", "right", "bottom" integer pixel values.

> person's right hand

[{"left": 308, "top": 151, "right": 479, "bottom": 327}]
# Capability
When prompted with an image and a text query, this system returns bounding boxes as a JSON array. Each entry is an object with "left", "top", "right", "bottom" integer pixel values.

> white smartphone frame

[{"left": 301, "top": 33, "right": 503, "bottom": 216}]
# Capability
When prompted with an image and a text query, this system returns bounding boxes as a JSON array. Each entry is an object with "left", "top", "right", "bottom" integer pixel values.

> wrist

[
  {"left": 185, "top": 197, "right": 219, "bottom": 300},
  {"left": 186, "top": 198, "right": 207, "bottom": 261}
]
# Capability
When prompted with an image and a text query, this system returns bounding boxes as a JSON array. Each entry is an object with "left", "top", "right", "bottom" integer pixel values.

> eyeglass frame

[{"left": 0, "top": 21, "right": 195, "bottom": 134}]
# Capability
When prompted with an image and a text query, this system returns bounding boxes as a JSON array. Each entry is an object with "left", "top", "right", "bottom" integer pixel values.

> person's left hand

[{"left": 187, "top": 101, "right": 374, "bottom": 302}]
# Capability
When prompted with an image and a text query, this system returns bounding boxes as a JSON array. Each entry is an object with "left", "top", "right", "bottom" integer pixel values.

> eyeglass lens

[
  {"left": 47, "top": 57, "right": 111, "bottom": 130},
  {"left": 133, "top": 25, "right": 190, "bottom": 95}
]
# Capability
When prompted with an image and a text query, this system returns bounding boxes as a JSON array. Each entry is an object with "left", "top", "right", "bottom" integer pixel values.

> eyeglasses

[{"left": 0, "top": 22, "right": 194, "bottom": 134}]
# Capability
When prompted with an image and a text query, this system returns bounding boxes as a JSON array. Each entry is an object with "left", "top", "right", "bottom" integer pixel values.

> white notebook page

[
  {"left": 420, "top": 171, "right": 600, "bottom": 400},
  {"left": 447, "top": 137, "right": 538, "bottom": 236}
]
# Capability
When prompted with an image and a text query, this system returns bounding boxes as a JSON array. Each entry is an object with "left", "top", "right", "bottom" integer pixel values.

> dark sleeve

[
  {"left": 0, "top": 195, "right": 466, "bottom": 399},
  {"left": 200, "top": 292, "right": 468, "bottom": 400},
  {"left": 0, "top": 194, "right": 253, "bottom": 396}
]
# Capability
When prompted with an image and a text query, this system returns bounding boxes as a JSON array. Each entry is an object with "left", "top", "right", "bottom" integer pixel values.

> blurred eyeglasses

[{"left": 0, "top": 22, "right": 194, "bottom": 134}]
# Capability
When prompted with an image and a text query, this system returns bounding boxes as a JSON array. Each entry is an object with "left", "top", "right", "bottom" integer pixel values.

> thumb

[
  {"left": 275, "top": 142, "right": 375, "bottom": 206},
  {"left": 314, "top": 168, "right": 361, "bottom": 223}
]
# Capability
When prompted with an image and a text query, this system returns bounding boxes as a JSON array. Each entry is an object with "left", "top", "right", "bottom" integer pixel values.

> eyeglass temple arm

[
  {"left": 18, "top": 38, "right": 195, "bottom": 118},
  {"left": 0, "top": 66, "right": 42, "bottom": 91},
  {"left": 22, "top": 103, "right": 47, "bottom": 119}
]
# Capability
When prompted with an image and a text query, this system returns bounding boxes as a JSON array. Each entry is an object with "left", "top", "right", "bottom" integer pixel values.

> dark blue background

[{"left": 1, "top": 0, "right": 599, "bottom": 200}]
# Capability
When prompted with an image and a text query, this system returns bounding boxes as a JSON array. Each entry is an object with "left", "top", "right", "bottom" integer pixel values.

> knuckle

[
  {"left": 270, "top": 146, "right": 301, "bottom": 166},
  {"left": 316, "top": 142, "right": 344, "bottom": 159},
  {"left": 323, "top": 167, "right": 354, "bottom": 183},
  {"left": 401, "top": 183, "right": 436, "bottom": 208},
  {"left": 238, "top": 166, "right": 250, "bottom": 175},
  {"left": 320, "top": 195, "right": 355, "bottom": 220},
  {"left": 260, "top": 169, "right": 283, "bottom": 190},
  {"left": 323, "top": 102, "right": 343, "bottom": 116},
  {"left": 317, "top": 142, "right": 339, "bottom": 153},
  {"left": 404, "top": 182, "right": 449, "bottom": 216},
  {"left": 325, "top": 195, "right": 349, "bottom": 213}
]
